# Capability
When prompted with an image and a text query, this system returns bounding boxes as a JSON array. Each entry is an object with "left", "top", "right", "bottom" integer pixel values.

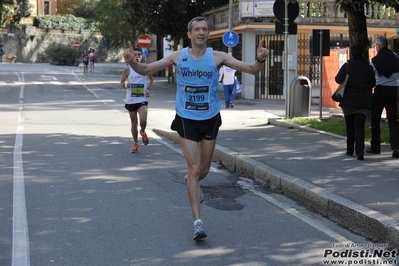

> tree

[
  {"left": 57, "top": 0, "right": 78, "bottom": 15},
  {"left": 333, "top": 0, "right": 399, "bottom": 60},
  {"left": 11, "top": 0, "right": 31, "bottom": 25},
  {"left": 0, "top": 0, "right": 31, "bottom": 27},
  {"left": 0, "top": 0, "right": 15, "bottom": 26},
  {"left": 121, "top": 0, "right": 228, "bottom": 47},
  {"left": 58, "top": 0, "right": 96, "bottom": 19},
  {"left": 94, "top": 0, "right": 134, "bottom": 47}
]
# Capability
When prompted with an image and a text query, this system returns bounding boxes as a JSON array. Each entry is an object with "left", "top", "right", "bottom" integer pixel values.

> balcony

[{"left": 202, "top": 1, "right": 399, "bottom": 31}]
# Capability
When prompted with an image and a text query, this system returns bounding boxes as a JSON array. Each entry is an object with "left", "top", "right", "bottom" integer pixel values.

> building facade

[{"left": 202, "top": 1, "right": 399, "bottom": 102}]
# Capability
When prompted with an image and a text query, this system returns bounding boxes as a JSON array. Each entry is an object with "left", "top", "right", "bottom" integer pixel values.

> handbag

[
  {"left": 233, "top": 76, "right": 241, "bottom": 94},
  {"left": 332, "top": 63, "right": 349, "bottom": 102}
]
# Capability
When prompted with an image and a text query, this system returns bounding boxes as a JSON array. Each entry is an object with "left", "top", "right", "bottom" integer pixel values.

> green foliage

[
  {"left": 33, "top": 14, "right": 99, "bottom": 31},
  {"left": 121, "top": 0, "right": 220, "bottom": 44},
  {"left": 72, "top": 0, "right": 96, "bottom": 19},
  {"left": 94, "top": 0, "right": 130, "bottom": 47},
  {"left": 45, "top": 43, "right": 80, "bottom": 62},
  {"left": 285, "top": 116, "right": 390, "bottom": 144},
  {"left": 11, "top": 0, "right": 31, "bottom": 25},
  {"left": 0, "top": 0, "right": 30, "bottom": 27}
]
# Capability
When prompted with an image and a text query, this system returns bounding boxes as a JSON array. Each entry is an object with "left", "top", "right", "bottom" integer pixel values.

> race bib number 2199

[{"left": 184, "top": 85, "right": 210, "bottom": 111}]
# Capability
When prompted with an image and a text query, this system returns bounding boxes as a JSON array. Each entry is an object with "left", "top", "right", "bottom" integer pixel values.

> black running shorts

[
  {"left": 125, "top": 102, "right": 148, "bottom": 112},
  {"left": 170, "top": 113, "right": 222, "bottom": 142}
]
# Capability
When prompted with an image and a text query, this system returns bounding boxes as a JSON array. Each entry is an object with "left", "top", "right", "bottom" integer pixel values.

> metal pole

[
  {"left": 284, "top": 0, "right": 289, "bottom": 118},
  {"left": 228, "top": 0, "right": 233, "bottom": 55},
  {"left": 319, "top": 30, "right": 323, "bottom": 119}
]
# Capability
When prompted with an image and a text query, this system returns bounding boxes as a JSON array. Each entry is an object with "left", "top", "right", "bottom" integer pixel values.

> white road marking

[
  {"left": 40, "top": 75, "right": 56, "bottom": 80},
  {"left": 237, "top": 178, "right": 351, "bottom": 243},
  {"left": 71, "top": 72, "right": 99, "bottom": 98},
  {"left": 152, "top": 130, "right": 356, "bottom": 246},
  {"left": 12, "top": 72, "right": 30, "bottom": 266}
]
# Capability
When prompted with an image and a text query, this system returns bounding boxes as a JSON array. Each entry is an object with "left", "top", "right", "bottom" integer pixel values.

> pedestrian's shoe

[
  {"left": 357, "top": 154, "right": 364, "bottom": 161},
  {"left": 193, "top": 224, "right": 207, "bottom": 240},
  {"left": 140, "top": 131, "right": 149, "bottom": 145},
  {"left": 230, "top": 102, "right": 234, "bottom": 108},
  {"left": 392, "top": 148, "right": 399, "bottom": 158},
  {"left": 365, "top": 147, "right": 380, "bottom": 154},
  {"left": 130, "top": 143, "right": 139, "bottom": 153},
  {"left": 345, "top": 152, "right": 353, "bottom": 157}
]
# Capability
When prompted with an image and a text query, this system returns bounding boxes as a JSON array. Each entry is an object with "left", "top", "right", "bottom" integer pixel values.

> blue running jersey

[{"left": 175, "top": 47, "right": 220, "bottom": 120}]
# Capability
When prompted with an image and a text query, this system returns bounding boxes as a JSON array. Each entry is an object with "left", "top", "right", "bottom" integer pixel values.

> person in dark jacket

[
  {"left": 366, "top": 35, "right": 399, "bottom": 158},
  {"left": 335, "top": 44, "right": 376, "bottom": 160}
]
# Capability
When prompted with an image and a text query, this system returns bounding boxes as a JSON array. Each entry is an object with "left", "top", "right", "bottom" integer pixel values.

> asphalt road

[{"left": 0, "top": 63, "right": 394, "bottom": 266}]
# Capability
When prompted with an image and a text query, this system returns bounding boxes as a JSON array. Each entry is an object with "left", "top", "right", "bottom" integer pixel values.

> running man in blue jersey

[{"left": 123, "top": 16, "right": 269, "bottom": 240}]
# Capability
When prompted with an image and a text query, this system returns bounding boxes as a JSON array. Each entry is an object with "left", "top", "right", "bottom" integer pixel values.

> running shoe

[
  {"left": 130, "top": 143, "right": 139, "bottom": 153},
  {"left": 193, "top": 225, "right": 207, "bottom": 240},
  {"left": 140, "top": 131, "right": 149, "bottom": 145}
]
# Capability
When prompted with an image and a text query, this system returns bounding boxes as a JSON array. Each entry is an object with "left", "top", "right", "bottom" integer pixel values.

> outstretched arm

[
  {"left": 123, "top": 41, "right": 179, "bottom": 75},
  {"left": 214, "top": 39, "right": 269, "bottom": 75}
]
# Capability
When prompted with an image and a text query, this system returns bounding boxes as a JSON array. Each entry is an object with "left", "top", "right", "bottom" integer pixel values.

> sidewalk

[{"left": 152, "top": 79, "right": 399, "bottom": 250}]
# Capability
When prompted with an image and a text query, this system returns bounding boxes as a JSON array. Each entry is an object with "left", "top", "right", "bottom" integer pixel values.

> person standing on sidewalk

[
  {"left": 123, "top": 16, "right": 269, "bottom": 240},
  {"left": 366, "top": 36, "right": 399, "bottom": 158},
  {"left": 335, "top": 44, "right": 375, "bottom": 160},
  {"left": 120, "top": 47, "right": 153, "bottom": 153},
  {"left": 219, "top": 65, "right": 237, "bottom": 108}
]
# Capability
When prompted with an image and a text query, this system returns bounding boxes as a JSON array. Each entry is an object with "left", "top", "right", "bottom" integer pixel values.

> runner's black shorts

[
  {"left": 170, "top": 113, "right": 222, "bottom": 142},
  {"left": 125, "top": 102, "right": 148, "bottom": 112}
]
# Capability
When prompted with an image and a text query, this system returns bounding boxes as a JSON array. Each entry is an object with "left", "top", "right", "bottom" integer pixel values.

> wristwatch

[{"left": 256, "top": 57, "right": 266, "bottom": 63}]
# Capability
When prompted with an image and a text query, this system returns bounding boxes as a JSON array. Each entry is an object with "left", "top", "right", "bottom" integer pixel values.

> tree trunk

[{"left": 347, "top": 8, "right": 369, "bottom": 61}]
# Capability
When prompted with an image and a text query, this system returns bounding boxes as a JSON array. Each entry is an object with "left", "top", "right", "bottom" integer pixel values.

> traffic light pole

[
  {"left": 284, "top": 0, "right": 289, "bottom": 118},
  {"left": 228, "top": 0, "right": 233, "bottom": 55}
]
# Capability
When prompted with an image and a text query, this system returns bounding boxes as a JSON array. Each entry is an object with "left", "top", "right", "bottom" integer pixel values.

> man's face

[
  {"left": 187, "top": 20, "right": 209, "bottom": 45},
  {"left": 373, "top": 43, "right": 381, "bottom": 52},
  {"left": 133, "top": 51, "right": 142, "bottom": 62}
]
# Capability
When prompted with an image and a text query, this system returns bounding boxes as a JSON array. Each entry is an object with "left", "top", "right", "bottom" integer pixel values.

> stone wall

[{"left": 0, "top": 29, "right": 125, "bottom": 63}]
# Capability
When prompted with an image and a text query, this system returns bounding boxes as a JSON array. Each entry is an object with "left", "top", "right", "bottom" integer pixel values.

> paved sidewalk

[{"left": 151, "top": 78, "right": 399, "bottom": 250}]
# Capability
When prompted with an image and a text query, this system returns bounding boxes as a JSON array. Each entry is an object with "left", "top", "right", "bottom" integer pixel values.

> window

[{"left": 44, "top": 1, "right": 49, "bottom": 15}]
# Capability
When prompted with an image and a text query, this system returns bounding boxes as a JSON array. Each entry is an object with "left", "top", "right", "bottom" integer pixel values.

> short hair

[
  {"left": 187, "top": 16, "right": 209, "bottom": 32},
  {"left": 375, "top": 36, "right": 388, "bottom": 48},
  {"left": 350, "top": 44, "right": 364, "bottom": 58},
  {"left": 134, "top": 47, "right": 142, "bottom": 53}
]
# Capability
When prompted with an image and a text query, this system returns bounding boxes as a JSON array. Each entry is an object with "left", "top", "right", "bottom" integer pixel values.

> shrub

[
  {"left": 33, "top": 14, "right": 99, "bottom": 31},
  {"left": 45, "top": 43, "right": 80, "bottom": 65}
]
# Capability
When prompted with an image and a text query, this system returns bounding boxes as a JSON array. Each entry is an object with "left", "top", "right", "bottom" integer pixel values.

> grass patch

[{"left": 285, "top": 116, "right": 390, "bottom": 144}]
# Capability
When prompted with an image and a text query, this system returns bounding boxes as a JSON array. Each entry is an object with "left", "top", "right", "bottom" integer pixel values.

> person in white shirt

[
  {"left": 120, "top": 48, "right": 153, "bottom": 153},
  {"left": 219, "top": 65, "right": 237, "bottom": 108},
  {"left": 89, "top": 49, "right": 95, "bottom": 72}
]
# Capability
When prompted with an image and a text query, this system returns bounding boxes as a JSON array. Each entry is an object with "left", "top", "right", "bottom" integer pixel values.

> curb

[{"left": 153, "top": 127, "right": 399, "bottom": 250}]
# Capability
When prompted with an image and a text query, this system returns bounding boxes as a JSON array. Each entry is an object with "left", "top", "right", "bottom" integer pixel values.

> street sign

[
  {"left": 72, "top": 41, "right": 80, "bottom": 49},
  {"left": 223, "top": 30, "right": 239, "bottom": 48},
  {"left": 142, "top": 48, "right": 149, "bottom": 57},
  {"left": 138, "top": 34, "right": 151, "bottom": 48},
  {"left": 273, "top": 0, "right": 299, "bottom": 23}
]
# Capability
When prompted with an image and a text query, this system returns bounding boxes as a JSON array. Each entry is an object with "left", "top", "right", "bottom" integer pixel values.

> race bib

[
  {"left": 130, "top": 84, "right": 145, "bottom": 97},
  {"left": 184, "top": 85, "right": 210, "bottom": 111}
]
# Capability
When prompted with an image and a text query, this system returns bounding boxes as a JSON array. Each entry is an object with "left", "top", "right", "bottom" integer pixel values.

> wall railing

[{"left": 202, "top": 1, "right": 399, "bottom": 31}]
